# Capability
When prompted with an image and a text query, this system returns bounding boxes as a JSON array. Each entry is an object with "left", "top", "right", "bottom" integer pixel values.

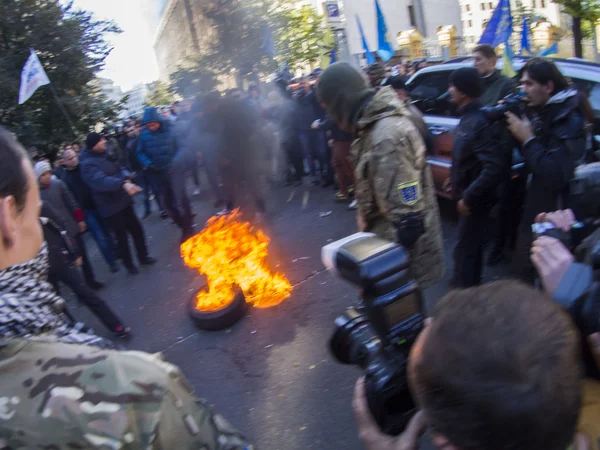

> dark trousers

[
  {"left": 203, "top": 153, "right": 223, "bottom": 201},
  {"left": 190, "top": 154, "right": 201, "bottom": 187},
  {"left": 156, "top": 170, "right": 191, "bottom": 231},
  {"left": 299, "top": 131, "right": 328, "bottom": 179},
  {"left": 490, "top": 176, "right": 527, "bottom": 253},
  {"left": 75, "top": 234, "right": 97, "bottom": 285},
  {"left": 85, "top": 209, "right": 116, "bottom": 266},
  {"left": 108, "top": 205, "right": 148, "bottom": 269},
  {"left": 169, "top": 167, "right": 193, "bottom": 229},
  {"left": 453, "top": 208, "right": 490, "bottom": 288},
  {"left": 48, "top": 259, "right": 123, "bottom": 332},
  {"left": 284, "top": 138, "right": 304, "bottom": 180},
  {"left": 332, "top": 141, "right": 355, "bottom": 194},
  {"left": 140, "top": 171, "right": 164, "bottom": 215}
]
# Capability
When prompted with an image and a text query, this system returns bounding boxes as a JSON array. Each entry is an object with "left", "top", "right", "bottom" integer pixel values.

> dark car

[{"left": 406, "top": 57, "right": 600, "bottom": 198}]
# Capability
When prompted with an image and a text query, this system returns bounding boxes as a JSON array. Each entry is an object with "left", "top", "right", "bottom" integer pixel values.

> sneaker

[
  {"left": 159, "top": 211, "right": 168, "bottom": 220},
  {"left": 149, "top": 194, "right": 156, "bottom": 201},
  {"left": 334, "top": 192, "right": 349, "bottom": 202},
  {"left": 109, "top": 262, "right": 120, "bottom": 273},
  {"left": 216, "top": 208, "right": 231, "bottom": 216},
  {"left": 127, "top": 266, "right": 140, "bottom": 276},
  {"left": 348, "top": 186, "right": 355, "bottom": 197},
  {"left": 348, "top": 199, "right": 358, "bottom": 210},
  {"left": 113, "top": 325, "right": 131, "bottom": 339},
  {"left": 193, "top": 188, "right": 201, "bottom": 196}
]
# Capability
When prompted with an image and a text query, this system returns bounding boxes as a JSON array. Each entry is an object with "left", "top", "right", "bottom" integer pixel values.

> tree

[
  {"left": 271, "top": 3, "right": 325, "bottom": 71},
  {"left": 553, "top": 0, "right": 600, "bottom": 57},
  {"left": 169, "top": 58, "right": 217, "bottom": 99},
  {"left": 145, "top": 80, "right": 173, "bottom": 107},
  {"left": 0, "top": 0, "right": 122, "bottom": 147}
]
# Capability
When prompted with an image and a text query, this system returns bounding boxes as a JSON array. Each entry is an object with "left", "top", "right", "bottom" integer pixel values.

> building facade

[
  {"left": 460, "top": 0, "right": 562, "bottom": 49},
  {"left": 97, "top": 77, "right": 124, "bottom": 104},
  {"left": 342, "top": 0, "right": 463, "bottom": 60},
  {"left": 154, "top": 0, "right": 215, "bottom": 82},
  {"left": 122, "top": 84, "right": 150, "bottom": 118}
]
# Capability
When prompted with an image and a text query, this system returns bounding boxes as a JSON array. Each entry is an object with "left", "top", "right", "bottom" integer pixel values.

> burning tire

[{"left": 188, "top": 288, "right": 247, "bottom": 331}]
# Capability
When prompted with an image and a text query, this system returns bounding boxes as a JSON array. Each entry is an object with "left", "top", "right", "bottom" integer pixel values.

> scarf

[{"left": 0, "top": 243, "right": 114, "bottom": 348}]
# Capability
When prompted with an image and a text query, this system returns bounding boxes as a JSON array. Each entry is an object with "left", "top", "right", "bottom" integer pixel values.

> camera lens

[{"left": 329, "top": 308, "right": 380, "bottom": 368}]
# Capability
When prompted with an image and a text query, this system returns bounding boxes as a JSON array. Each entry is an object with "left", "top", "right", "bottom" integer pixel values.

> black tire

[{"left": 188, "top": 288, "right": 247, "bottom": 331}]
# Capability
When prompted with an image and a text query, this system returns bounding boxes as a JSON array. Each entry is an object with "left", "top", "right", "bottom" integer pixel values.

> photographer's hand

[
  {"left": 531, "top": 236, "right": 574, "bottom": 295},
  {"left": 505, "top": 112, "right": 535, "bottom": 144},
  {"left": 535, "top": 209, "right": 576, "bottom": 232},
  {"left": 353, "top": 377, "right": 426, "bottom": 450}
]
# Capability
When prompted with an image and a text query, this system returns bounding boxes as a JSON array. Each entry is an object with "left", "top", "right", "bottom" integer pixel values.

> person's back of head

[{"left": 409, "top": 280, "right": 581, "bottom": 450}]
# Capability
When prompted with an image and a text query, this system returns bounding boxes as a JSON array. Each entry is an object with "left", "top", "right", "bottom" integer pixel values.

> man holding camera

[
  {"left": 448, "top": 68, "right": 507, "bottom": 287},
  {"left": 505, "top": 58, "right": 587, "bottom": 231},
  {"left": 317, "top": 62, "right": 444, "bottom": 289}
]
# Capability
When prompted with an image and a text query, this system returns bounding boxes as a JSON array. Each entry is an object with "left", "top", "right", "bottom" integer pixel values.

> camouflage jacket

[
  {"left": 0, "top": 337, "right": 252, "bottom": 449},
  {"left": 351, "top": 87, "right": 444, "bottom": 289}
]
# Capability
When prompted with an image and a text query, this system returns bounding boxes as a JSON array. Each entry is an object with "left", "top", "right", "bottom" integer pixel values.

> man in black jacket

[
  {"left": 505, "top": 58, "right": 587, "bottom": 282},
  {"left": 449, "top": 68, "right": 507, "bottom": 287}
]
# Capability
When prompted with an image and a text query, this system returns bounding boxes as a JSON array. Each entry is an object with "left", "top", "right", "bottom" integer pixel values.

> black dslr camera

[
  {"left": 322, "top": 233, "right": 423, "bottom": 435},
  {"left": 481, "top": 92, "right": 526, "bottom": 122}
]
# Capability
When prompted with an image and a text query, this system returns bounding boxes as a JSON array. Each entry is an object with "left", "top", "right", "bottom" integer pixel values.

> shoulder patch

[{"left": 397, "top": 180, "right": 420, "bottom": 206}]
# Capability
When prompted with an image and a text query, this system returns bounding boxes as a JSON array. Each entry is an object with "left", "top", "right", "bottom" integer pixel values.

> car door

[{"left": 407, "top": 70, "right": 459, "bottom": 198}]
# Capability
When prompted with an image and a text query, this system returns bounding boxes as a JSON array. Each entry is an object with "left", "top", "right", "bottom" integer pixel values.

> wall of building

[{"left": 123, "top": 84, "right": 149, "bottom": 118}]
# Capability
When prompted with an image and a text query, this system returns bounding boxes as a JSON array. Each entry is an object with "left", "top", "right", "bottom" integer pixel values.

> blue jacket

[
  {"left": 79, "top": 148, "right": 132, "bottom": 218},
  {"left": 137, "top": 107, "right": 177, "bottom": 169}
]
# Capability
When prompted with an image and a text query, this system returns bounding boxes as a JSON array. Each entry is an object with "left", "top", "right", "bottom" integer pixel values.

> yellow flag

[{"left": 501, "top": 45, "right": 516, "bottom": 78}]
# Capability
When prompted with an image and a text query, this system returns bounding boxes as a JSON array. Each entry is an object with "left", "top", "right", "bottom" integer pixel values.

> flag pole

[{"left": 47, "top": 82, "right": 79, "bottom": 139}]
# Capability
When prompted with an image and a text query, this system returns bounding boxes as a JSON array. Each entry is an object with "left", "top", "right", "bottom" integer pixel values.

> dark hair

[
  {"left": 473, "top": 44, "right": 497, "bottom": 59},
  {"left": 388, "top": 75, "right": 407, "bottom": 91},
  {"left": 523, "top": 58, "right": 569, "bottom": 95},
  {"left": 413, "top": 281, "right": 581, "bottom": 450},
  {"left": 0, "top": 126, "right": 29, "bottom": 212}
]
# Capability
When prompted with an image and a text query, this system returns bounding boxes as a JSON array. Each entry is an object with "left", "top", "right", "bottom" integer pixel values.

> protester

[
  {"left": 80, "top": 132, "right": 156, "bottom": 275},
  {"left": 471, "top": 44, "right": 524, "bottom": 266},
  {"left": 315, "top": 117, "right": 354, "bottom": 201},
  {"left": 318, "top": 62, "right": 444, "bottom": 289},
  {"left": 60, "top": 149, "right": 119, "bottom": 273},
  {"left": 365, "top": 62, "right": 387, "bottom": 88},
  {"left": 0, "top": 125, "right": 252, "bottom": 449},
  {"left": 353, "top": 281, "right": 583, "bottom": 450},
  {"left": 34, "top": 160, "right": 104, "bottom": 290},
  {"left": 137, "top": 107, "right": 194, "bottom": 243},
  {"left": 448, "top": 67, "right": 507, "bottom": 287},
  {"left": 41, "top": 202, "right": 130, "bottom": 337}
]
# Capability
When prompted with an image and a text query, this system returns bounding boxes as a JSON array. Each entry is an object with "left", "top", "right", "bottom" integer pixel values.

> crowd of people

[{"left": 1, "top": 43, "right": 600, "bottom": 448}]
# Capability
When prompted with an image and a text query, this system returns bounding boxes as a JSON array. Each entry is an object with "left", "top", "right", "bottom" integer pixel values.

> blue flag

[
  {"left": 375, "top": 0, "right": 394, "bottom": 62},
  {"left": 520, "top": 17, "right": 531, "bottom": 55},
  {"left": 479, "top": 0, "right": 513, "bottom": 48},
  {"left": 540, "top": 42, "right": 559, "bottom": 56},
  {"left": 260, "top": 22, "right": 275, "bottom": 57},
  {"left": 356, "top": 15, "right": 376, "bottom": 64}
]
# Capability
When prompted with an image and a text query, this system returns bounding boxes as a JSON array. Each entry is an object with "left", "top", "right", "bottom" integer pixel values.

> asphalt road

[{"left": 66, "top": 181, "right": 512, "bottom": 450}]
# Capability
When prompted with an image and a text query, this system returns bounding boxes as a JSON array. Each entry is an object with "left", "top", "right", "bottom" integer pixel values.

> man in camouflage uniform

[
  {"left": 0, "top": 126, "right": 252, "bottom": 449},
  {"left": 318, "top": 63, "right": 444, "bottom": 289}
]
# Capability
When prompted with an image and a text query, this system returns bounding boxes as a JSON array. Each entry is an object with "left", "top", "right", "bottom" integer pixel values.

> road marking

[
  {"left": 287, "top": 189, "right": 296, "bottom": 203},
  {"left": 302, "top": 191, "right": 310, "bottom": 210}
]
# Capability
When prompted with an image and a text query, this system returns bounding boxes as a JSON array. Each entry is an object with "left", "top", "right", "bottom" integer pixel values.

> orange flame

[{"left": 181, "top": 209, "right": 293, "bottom": 312}]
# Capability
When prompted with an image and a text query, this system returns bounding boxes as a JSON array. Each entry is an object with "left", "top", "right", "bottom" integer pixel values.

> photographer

[
  {"left": 353, "top": 280, "right": 585, "bottom": 450},
  {"left": 505, "top": 58, "right": 587, "bottom": 227}
]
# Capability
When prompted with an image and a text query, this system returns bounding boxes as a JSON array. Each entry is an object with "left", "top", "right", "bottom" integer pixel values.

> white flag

[{"left": 18, "top": 50, "right": 50, "bottom": 105}]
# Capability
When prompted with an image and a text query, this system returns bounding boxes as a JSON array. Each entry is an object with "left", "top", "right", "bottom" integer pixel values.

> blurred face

[
  {"left": 147, "top": 122, "right": 160, "bottom": 132},
  {"left": 63, "top": 150, "right": 78, "bottom": 169},
  {"left": 64, "top": 145, "right": 72, "bottom": 153},
  {"left": 521, "top": 71, "right": 553, "bottom": 107},
  {"left": 449, "top": 83, "right": 467, "bottom": 106},
  {"left": 395, "top": 88, "right": 409, "bottom": 102},
  {"left": 473, "top": 51, "right": 497, "bottom": 76},
  {"left": 72, "top": 144, "right": 80, "bottom": 153},
  {"left": 39, "top": 171, "right": 51, "bottom": 186},
  {"left": 250, "top": 89, "right": 259, "bottom": 99},
  {"left": 92, "top": 137, "right": 107, "bottom": 153},
  {"left": 0, "top": 159, "right": 43, "bottom": 270}
]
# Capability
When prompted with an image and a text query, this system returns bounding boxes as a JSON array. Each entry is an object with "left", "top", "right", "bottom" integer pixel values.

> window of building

[
  {"left": 466, "top": 4, "right": 471, "bottom": 11},
  {"left": 408, "top": 5, "right": 416, "bottom": 27},
  {"left": 541, "top": 0, "right": 545, "bottom": 6},
  {"left": 532, "top": 0, "right": 536, "bottom": 7},
  {"left": 468, "top": 19, "right": 473, "bottom": 27},
  {"left": 489, "top": 2, "right": 493, "bottom": 8},
  {"left": 481, "top": 3, "right": 485, "bottom": 10}
]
